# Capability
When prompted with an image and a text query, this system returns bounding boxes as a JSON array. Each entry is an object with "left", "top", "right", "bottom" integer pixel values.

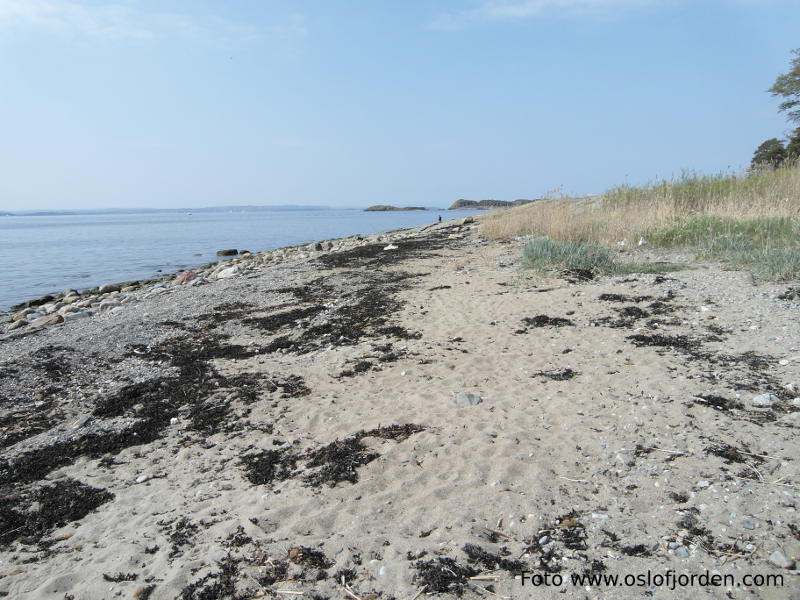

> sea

[{"left": 0, "top": 207, "right": 481, "bottom": 311}]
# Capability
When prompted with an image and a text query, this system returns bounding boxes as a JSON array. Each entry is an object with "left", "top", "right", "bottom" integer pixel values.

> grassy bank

[{"left": 482, "top": 166, "right": 800, "bottom": 280}]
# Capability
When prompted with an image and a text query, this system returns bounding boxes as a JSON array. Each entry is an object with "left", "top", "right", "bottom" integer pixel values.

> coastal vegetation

[
  {"left": 448, "top": 198, "right": 535, "bottom": 209},
  {"left": 482, "top": 165, "right": 800, "bottom": 281}
]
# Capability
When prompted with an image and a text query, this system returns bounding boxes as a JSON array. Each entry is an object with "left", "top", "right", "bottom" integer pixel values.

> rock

[
  {"left": 751, "top": 393, "right": 779, "bottom": 408},
  {"left": 538, "top": 536, "right": 551, "bottom": 546},
  {"left": 174, "top": 270, "right": 197, "bottom": 285},
  {"left": 186, "top": 277, "right": 205, "bottom": 287},
  {"left": 57, "top": 305, "right": 80, "bottom": 316},
  {"left": 462, "top": 216, "right": 474, "bottom": 225},
  {"left": 455, "top": 392, "right": 483, "bottom": 406},
  {"left": 98, "top": 284, "right": 120, "bottom": 294},
  {"left": 99, "top": 299, "right": 121, "bottom": 310},
  {"left": 216, "top": 249, "right": 238, "bottom": 256},
  {"left": 325, "top": 241, "right": 334, "bottom": 250},
  {"left": 30, "top": 314, "right": 63, "bottom": 328},
  {"left": 12, "top": 308, "right": 33, "bottom": 321},
  {"left": 383, "top": 244, "right": 399, "bottom": 251},
  {"left": 314, "top": 242, "right": 323, "bottom": 251},
  {"left": 742, "top": 520, "right": 756, "bottom": 530},
  {"left": 7, "top": 320, "right": 26, "bottom": 331},
  {"left": 61, "top": 295, "right": 79, "bottom": 305},
  {"left": 769, "top": 550, "right": 795, "bottom": 569},
  {"left": 696, "top": 480, "right": 711, "bottom": 489},
  {"left": 63, "top": 288, "right": 79, "bottom": 296},
  {"left": 136, "top": 474, "right": 151, "bottom": 484},
  {"left": 792, "top": 398, "right": 800, "bottom": 408},
  {"left": 779, "top": 359, "right": 790, "bottom": 366},
  {"left": 63, "top": 310, "right": 91, "bottom": 321},
  {"left": 675, "top": 546, "right": 690, "bottom": 558},
  {"left": 216, "top": 266, "right": 239, "bottom": 280}
]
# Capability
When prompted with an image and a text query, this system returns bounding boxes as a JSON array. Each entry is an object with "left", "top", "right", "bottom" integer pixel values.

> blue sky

[{"left": 0, "top": 0, "right": 798, "bottom": 210}]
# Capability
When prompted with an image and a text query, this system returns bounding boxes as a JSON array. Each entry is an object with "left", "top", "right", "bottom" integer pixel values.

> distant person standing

[{"left": 438, "top": 215, "right": 442, "bottom": 223}]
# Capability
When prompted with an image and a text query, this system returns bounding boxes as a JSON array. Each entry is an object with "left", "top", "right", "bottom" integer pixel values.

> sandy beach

[{"left": 1, "top": 217, "right": 798, "bottom": 600}]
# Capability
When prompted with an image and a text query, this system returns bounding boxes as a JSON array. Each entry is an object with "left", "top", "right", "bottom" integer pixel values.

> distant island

[
  {"left": 448, "top": 199, "right": 537, "bottom": 210},
  {"left": 364, "top": 205, "right": 427, "bottom": 212}
]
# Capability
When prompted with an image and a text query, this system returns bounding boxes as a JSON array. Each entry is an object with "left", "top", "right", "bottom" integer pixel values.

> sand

[{"left": 0, "top": 218, "right": 798, "bottom": 600}]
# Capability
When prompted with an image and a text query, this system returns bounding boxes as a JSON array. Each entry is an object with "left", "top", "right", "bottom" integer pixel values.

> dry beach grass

[{"left": 0, "top": 216, "right": 798, "bottom": 599}]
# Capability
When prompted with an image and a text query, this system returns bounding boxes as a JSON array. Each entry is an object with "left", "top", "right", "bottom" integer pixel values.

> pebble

[
  {"left": 696, "top": 480, "right": 711, "bottom": 489},
  {"left": 769, "top": 550, "right": 794, "bottom": 569},
  {"left": 216, "top": 266, "right": 239, "bottom": 280},
  {"left": 751, "top": 393, "right": 779, "bottom": 408},
  {"left": 742, "top": 520, "right": 756, "bottom": 530},
  {"left": 779, "top": 359, "right": 790, "bottom": 366},
  {"left": 63, "top": 310, "right": 91, "bottom": 321},
  {"left": 455, "top": 392, "right": 483, "bottom": 406},
  {"left": 170, "top": 417, "right": 179, "bottom": 425},
  {"left": 99, "top": 299, "right": 121, "bottom": 311},
  {"left": 591, "top": 513, "right": 609, "bottom": 520},
  {"left": 98, "top": 284, "right": 120, "bottom": 293},
  {"left": 539, "top": 536, "right": 551, "bottom": 546},
  {"left": 136, "top": 475, "right": 150, "bottom": 484},
  {"left": 378, "top": 566, "right": 388, "bottom": 576},
  {"left": 675, "top": 546, "right": 690, "bottom": 558},
  {"left": 792, "top": 398, "right": 800, "bottom": 408},
  {"left": 7, "top": 320, "right": 26, "bottom": 331},
  {"left": 30, "top": 314, "right": 63, "bottom": 328}
]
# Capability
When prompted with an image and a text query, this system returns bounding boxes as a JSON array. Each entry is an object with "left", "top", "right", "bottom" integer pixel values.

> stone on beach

[
  {"left": 7, "top": 319, "right": 26, "bottom": 331},
  {"left": 216, "top": 266, "right": 240, "bottom": 280},
  {"left": 98, "top": 284, "right": 121, "bottom": 294},
  {"left": 174, "top": 270, "right": 198, "bottom": 285},
  {"left": 455, "top": 392, "right": 483, "bottom": 406},
  {"left": 751, "top": 393, "right": 779, "bottom": 408},
  {"left": 216, "top": 248, "right": 238, "bottom": 256},
  {"left": 30, "top": 314, "right": 63, "bottom": 328}
]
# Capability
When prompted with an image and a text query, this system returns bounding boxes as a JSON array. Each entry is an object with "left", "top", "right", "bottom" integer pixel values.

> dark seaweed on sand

[
  {"left": 413, "top": 557, "right": 479, "bottom": 594},
  {"left": 706, "top": 441, "right": 762, "bottom": 465},
  {"left": 303, "top": 438, "right": 380, "bottom": 487},
  {"left": 620, "top": 545, "right": 652, "bottom": 557},
  {"left": 288, "top": 546, "right": 334, "bottom": 569},
  {"left": 240, "top": 449, "right": 298, "bottom": 486},
  {"left": 522, "top": 315, "right": 574, "bottom": 328},
  {"left": 168, "top": 517, "right": 200, "bottom": 558},
  {"left": 598, "top": 293, "right": 654, "bottom": 303},
  {"left": 242, "top": 306, "right": 325, "bottom": 332},
  {"left": 778, "top": 287, "right": 800, "bottom": 300},
  {"left": 693, "top": 394, "right": 744, "bottom": 411},
  {"left": 626, "top": 333, "right": 699, "bottom": 352},
  {"left": 0, "top": 479, "right": 113, "bottom": 547},
  {"left": 533, "top": 368, "right": 578, "bottom": 381},
  {"left": 179, "top": 556, "right": 239, "bottom": 600},
  {"left": 316, "top": 233, "right": 455, "bottom": 269},
  {"left": 462, "top": 544, "right": 525, "bottom": 572},
  {"left": 240, "top": 425, "right": 425, "bottom": 488}
]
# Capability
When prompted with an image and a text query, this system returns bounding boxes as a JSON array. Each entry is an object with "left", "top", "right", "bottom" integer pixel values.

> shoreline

[
  {"left": 0, "top": 219, "right": 798, "bottom": 599},
  {"left": 1, "top": 215, "right": 475, "bottom": 332}
]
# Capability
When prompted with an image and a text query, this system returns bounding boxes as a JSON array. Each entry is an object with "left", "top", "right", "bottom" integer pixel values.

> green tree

[
  {"left": 751, "top": 138, "right": 787, "bottom": 169},
  {"left": 785, "top": 126, "right": 800, "bottom": 161},
  {"left": 769, "top": 48, "right": 800, "bottom": 124}
]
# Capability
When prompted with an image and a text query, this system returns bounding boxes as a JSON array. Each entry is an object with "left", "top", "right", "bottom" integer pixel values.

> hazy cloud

[
  {"left": 433, "top": 0, "right": 659, "bottom": 29},
  {"left": 0, "top": 0, "right": 304, "bottom": 44}
]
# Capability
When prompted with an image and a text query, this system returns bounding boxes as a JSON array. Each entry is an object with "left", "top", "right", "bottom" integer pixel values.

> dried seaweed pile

[{"left": 241, "top": 424, "right": 426, "bottom": 488}]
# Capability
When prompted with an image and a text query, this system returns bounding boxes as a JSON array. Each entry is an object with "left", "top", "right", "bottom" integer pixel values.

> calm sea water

[{"left": 0, "top": 208, "right": 480, "bottom": 311}]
